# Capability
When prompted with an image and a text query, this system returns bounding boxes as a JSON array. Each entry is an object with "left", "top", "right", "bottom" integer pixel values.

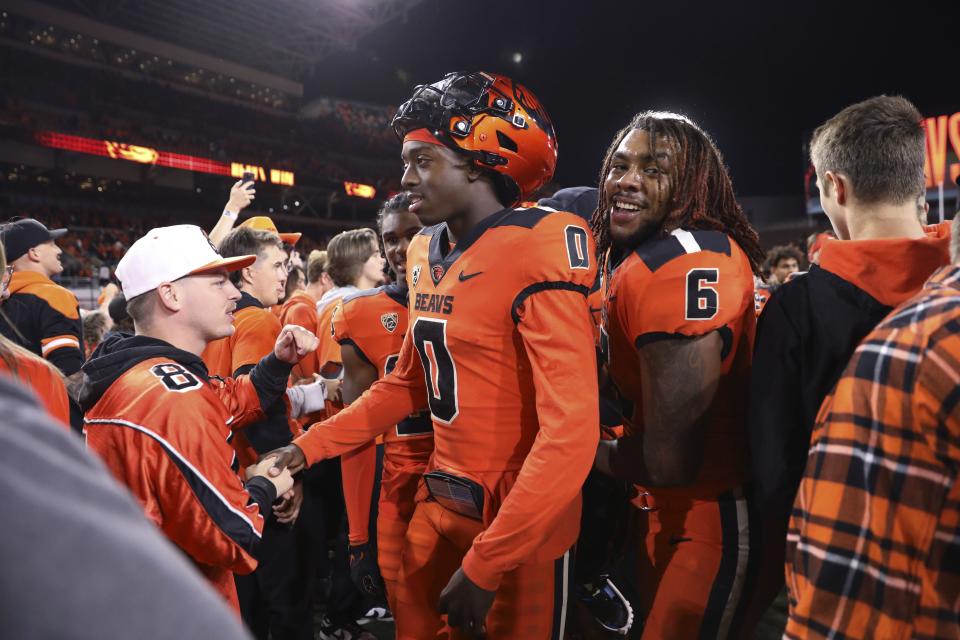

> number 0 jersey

[
  {"left": 295, "top": 206, "right": 600, "bottom": 590},
  {"left": 603, "top": 228, "right": 756, "bottom": 497}
]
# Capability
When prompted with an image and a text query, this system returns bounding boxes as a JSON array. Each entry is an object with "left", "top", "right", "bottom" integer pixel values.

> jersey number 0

[{"left": 412, "top": 317, "right": 459, "bottom": 423}]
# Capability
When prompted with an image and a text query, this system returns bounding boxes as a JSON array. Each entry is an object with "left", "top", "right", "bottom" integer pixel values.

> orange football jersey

[
  {"left": 602, "top": 228, "right": 756, "bottom": 497},
  {"left": 332, "top": 283, "right": 434, "bottom": 545},
  {"left": 316, "top": 297, "right": 343, "bottom": 372},
  {"left": 295, "top": 207, "right": 600, "bottom": 590},
  {"left": 332, "top": 283, "right": 433, "bottom": 452}
]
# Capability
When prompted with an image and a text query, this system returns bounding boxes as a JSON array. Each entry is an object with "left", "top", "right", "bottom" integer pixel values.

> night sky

[{"left": 305, "top": 0, "right": 953, "bottom": 197}]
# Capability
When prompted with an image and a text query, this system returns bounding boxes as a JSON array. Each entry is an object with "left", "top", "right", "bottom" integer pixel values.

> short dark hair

[
  {"left": 765, "top": 244, "right": 804, "bottom": 271},
  {"left": 810, "top": 95, "right": 925, "bottom": 205},
  {"left": 325, "top": 228, "right": 377, "bottom": 287},
  {"left": 218, "top": 227, "right": 283, "bottom": 286},
  {"left": 125, "top": 290, "right": 157, "bottom": 327}
]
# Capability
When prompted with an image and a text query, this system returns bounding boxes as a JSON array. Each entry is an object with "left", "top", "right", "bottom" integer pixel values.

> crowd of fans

[{"left": 2, "top": 49, "right": 400, "bottom": 192}]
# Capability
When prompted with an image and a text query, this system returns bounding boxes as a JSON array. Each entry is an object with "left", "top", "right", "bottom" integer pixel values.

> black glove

[{"left": 349, "top": 542, "right": 385, "bottom": 597}]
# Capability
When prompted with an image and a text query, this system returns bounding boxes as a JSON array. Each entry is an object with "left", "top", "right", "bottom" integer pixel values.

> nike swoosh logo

[{"left": 458, "top": 270, "right": 483, "bottom": 282}]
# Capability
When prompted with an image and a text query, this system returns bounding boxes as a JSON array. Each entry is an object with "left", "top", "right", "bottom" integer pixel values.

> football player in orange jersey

[
  {"left": 314, "top": 229, "right": 386, "bottom": 381},
  {"left": 267, "top": 71, "right": 599, "bottom": 638},
  {"left": 330, "top": 192, "right": 430, "bottom": 616},
  {"left": 590, "top": 112, "right": 768, "bottom": 639}
]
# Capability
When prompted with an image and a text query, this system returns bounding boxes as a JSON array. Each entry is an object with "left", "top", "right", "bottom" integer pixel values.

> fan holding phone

[{"left": 209, "top": 172, "right": 257, "bottom": 247}]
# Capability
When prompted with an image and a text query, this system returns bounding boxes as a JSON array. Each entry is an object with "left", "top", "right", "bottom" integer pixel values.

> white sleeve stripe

[
  {"left": 42, "top": 337, "right": 80, "bottom": 354},
  {"left": 84, "top": 417, "right": 262, "bottom": 539}
]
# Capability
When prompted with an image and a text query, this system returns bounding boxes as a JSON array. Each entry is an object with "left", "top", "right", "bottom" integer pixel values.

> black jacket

[
  {"left": 748, "top": 266, "right": 893, "bottom": 515},
  {"left": 749, "top": 224, "right": 950, "bottom": 516}
]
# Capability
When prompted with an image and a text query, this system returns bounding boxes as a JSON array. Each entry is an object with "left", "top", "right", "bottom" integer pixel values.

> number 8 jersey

[{"left": 602, "top": 228, "right": 756, "bottom": 496}]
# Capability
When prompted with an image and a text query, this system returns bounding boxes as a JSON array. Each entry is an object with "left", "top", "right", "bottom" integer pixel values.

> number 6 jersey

[
  {"left": 295, "top": 206, "right": 600, "bottom": 590},
  {"left": 602, "top": 228, "right": 756, "bottom": 496}
]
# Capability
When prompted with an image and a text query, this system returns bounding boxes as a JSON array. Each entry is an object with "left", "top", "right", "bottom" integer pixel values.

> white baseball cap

[{"left": 117, "top": 225, "right": 256, "bottom": 299}]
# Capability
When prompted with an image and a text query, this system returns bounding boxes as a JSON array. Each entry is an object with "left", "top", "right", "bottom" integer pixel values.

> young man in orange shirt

[
  {"left": 267, "top": 72, "right": 598, "bottom": 638},
  {"left": 201, "top": 225, "right": 310, "bottom": 640},
  {"left": 79, "top": 224, "right": 307, "bottom": 611}
]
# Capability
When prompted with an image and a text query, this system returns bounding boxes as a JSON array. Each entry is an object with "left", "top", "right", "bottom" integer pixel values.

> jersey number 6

[
  {"left": 685, "top": 268, "right": 719, "bottom": 321},
  {"left": 411, "top": 317, "right": 459, "bottom": 424}
]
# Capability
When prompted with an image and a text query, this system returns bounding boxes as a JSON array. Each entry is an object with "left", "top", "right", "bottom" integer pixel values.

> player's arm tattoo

[{"left": 607, "top": 331, "right": 723, "bottom": 486}]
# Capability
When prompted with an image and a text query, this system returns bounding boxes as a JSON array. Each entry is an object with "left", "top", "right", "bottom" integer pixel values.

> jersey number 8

[
  {"left": 150, "top": 363, "right": 201, "bottom": 392},
  {"left": 411, "top": 317, "right": 459, "bottom": 424}
]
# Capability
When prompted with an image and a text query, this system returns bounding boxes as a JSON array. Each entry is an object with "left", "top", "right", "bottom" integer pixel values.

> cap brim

[
  {"left": 279, "top": 232, "right": 302, "bottom": 245},
  {"left": 49, "top": 228, "right": 68, "bottom": 238},
  {"left": 189, "top": 254, "right": 257, "bottom": 276}
]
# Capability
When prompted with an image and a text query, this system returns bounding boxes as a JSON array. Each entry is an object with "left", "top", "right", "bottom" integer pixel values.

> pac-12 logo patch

[
  {"left": 411, "top": 264, "right": 421, "bottom": 288},
  {"left": 381, "top": 312, "right": 399, "bottom": 333}
]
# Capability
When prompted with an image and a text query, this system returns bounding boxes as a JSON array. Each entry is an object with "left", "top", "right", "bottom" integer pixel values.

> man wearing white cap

[{"left": 78, "top": 224, "right": 318, "bottom": 611}]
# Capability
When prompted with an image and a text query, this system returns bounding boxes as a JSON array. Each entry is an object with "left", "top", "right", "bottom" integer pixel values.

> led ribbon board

[{"left": 34, "top": 131, "right": 295, "bottom": 186}]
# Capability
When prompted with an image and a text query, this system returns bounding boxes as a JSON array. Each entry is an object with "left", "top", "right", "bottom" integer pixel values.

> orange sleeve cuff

[{"left": 461, "top": 547, "right": 503, "bottom": 592}]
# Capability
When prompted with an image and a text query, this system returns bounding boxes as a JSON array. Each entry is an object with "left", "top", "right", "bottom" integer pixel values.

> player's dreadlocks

[{"left": 590, "top": 111, "right": 764, "bottom": 274}]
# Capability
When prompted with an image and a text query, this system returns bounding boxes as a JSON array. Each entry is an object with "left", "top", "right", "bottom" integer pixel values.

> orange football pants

[
  {"left": 376, "top": 455, "right": 424, "bottom": 614},
  {"left": 395, "top": 500, "right": 573, "bottom": 640},
  {"left": 635, "top": 487, "right": 758, "bottom": 640}
]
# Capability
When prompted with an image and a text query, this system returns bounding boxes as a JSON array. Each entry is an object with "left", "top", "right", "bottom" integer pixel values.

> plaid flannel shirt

[{"left": 785, "top": 265, "right": 960, "bottom": 640}]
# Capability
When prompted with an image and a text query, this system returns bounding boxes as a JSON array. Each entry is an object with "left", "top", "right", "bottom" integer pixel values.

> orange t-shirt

[
  {"left": 279, "top": 290, "right": 319, "bottom": 382},
  {"left": 332, "top": 283, "right": 433, "bottom": 453},
  {"left": 202, "top": 293, "right": 292, "bottom": 466}
]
